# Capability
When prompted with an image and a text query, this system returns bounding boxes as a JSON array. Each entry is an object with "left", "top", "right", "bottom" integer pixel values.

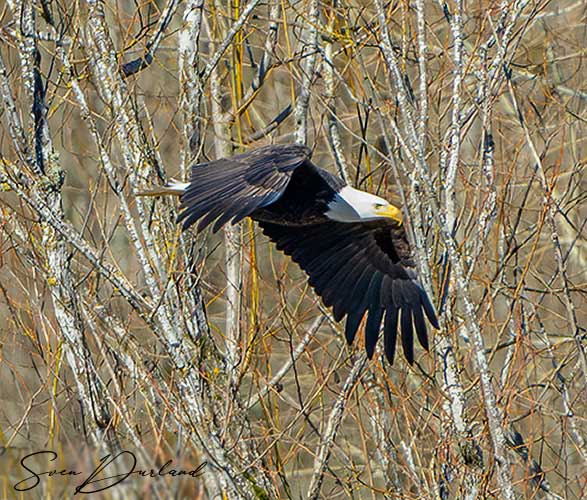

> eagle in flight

[{"left": 141, "top": 144, "right": 438, "bottom": 365}]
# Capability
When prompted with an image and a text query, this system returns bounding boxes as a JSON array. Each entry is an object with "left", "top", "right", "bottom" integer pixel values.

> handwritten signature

[{"left": 13, "top": 450, "right": 206, "bottom": 494}]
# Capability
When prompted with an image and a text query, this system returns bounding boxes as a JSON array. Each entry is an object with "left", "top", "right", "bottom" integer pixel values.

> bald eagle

[{"left": 142, "top": 144, "right": 438, "bottom": 365}]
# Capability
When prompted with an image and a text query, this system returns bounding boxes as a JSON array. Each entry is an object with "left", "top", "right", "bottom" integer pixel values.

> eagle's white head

[{"left": 325, "top": 186, "right": 403, "bottom": 224}]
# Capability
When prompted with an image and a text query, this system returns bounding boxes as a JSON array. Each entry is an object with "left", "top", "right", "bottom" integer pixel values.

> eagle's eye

[{"left": 374, "top": 203, "right": 385, "bottom": 209}]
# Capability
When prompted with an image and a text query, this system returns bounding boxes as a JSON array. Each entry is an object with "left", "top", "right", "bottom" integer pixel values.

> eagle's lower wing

[
  {"left": 177, "top": 144, "right": 311, "bottom": 232},
  {"left": 259, "top": 219, "right": 438, "bottom": 365}
]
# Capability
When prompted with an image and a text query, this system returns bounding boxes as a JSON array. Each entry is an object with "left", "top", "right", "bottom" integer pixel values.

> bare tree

[{"left": 1, "top": 1, "right": 585, "bottom": 498}]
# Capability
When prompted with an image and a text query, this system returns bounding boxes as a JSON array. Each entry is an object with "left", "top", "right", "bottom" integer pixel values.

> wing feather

[
  {"left": 365, "top": 307, "right": 384, "bottom": 358},
  {"left": 364, "top": 273, "right": 383, "bottom": 357},
  {"left": 177, "top": 144, "right": 310, "bottom": 232},
  {"left": 179, "top": 181, "right": 249, "bottom": 229},
  {"left": 323, "top": 249, "right": 369, "bottom": 308},
  {"left": 332, "top": 258, "right": 372, "bottom": 321},
  {"left": 413, "top": 305, "right": 429, "bottom": 351},
  {"left": 345, "top": 310, "right": 363, "bottom": 345},
  {"left": 400, "top": 306, "right": 414, "bottom": 364},
  {"left": 259, "top": 219, "right": 438, "bottom": 365}
]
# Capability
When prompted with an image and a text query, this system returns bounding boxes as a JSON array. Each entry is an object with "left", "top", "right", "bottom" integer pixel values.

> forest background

[{"left": 0, "top": 0, "right": 585, "bottom": 498}]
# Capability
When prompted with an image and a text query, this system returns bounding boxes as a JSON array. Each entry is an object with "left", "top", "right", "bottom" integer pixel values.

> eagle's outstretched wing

[
  {"left": 177, "top": 144, "right": 311, "bottom": 232},
  {"left": 258, "top": 219, "right": 438, "bottom": 365}
]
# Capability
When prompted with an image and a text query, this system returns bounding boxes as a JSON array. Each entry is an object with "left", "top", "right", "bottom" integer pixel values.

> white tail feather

[{"left": 136, "top": 178, "right": 189, "bottom": 197}]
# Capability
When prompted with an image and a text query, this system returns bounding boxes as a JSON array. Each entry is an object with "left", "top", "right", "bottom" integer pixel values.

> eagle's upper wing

[
  {"left": 258, "top": 219, "right": 438, "bottom": 365},
  {"left": 177, "top": 144, "right": 311, "bottom": 232}
]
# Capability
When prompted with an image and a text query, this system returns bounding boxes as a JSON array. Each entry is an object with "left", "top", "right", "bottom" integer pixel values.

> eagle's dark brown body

[{"left": 251, "top": 161, "right": 344, "bottom": 226}]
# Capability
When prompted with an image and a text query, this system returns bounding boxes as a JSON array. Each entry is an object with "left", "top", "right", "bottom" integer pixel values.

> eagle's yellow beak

[{"left": 375, "top": 204, "right": 403, "bottom": 225}]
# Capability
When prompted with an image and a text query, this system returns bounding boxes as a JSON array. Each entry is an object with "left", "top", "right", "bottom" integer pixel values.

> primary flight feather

[{"left": 140, "top": 144, "right": 439, "bottom": 365}]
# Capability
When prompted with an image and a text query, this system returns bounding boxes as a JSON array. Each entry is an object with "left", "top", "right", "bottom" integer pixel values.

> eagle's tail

[{"left": 136, "top": 178, "right": 189, "bottom": 197}]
